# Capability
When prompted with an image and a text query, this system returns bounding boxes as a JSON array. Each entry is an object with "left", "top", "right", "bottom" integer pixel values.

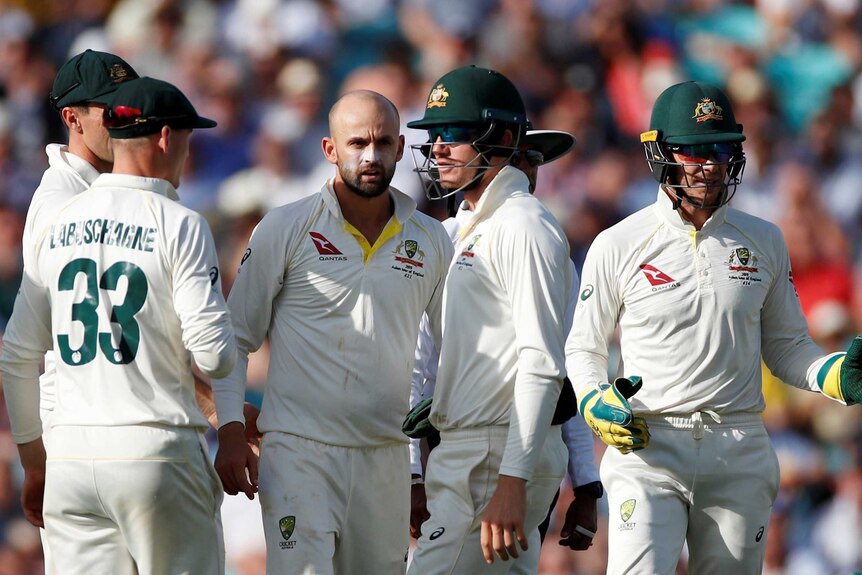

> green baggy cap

[
  {"left": 104, "top": 77, "right": 217, "bottom": 139},
  {"left": 50, "top": 49, "right": 138, "bottom": 110},
  {"left": 645, "top": 81, "right": 745, "bottom": 145}
]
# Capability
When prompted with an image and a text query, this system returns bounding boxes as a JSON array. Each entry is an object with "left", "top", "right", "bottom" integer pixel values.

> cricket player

[
  {"left": 406, "top": 129, "right": 601, "bottom": 554},
  {"left": 0, "top": 76, "right": 235, "bottom": 574},
  {"left": 566, "top": 80, "right": 862, "bottom": 574},
  {"left": 405, "top": 66, "right": 571, "bottom": 574},
  {"left": 212, "top": 90, "right": 453, "bottom": 575}
]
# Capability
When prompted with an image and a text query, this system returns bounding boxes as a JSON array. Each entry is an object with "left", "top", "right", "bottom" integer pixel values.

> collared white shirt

[
  {"left": 212, "top": 180, "right": 453, "bottom": 447},
  {"left": 1, "top": 173, "right": 235, "bottom": 442},
  {"left": 430, "top": 166, "right": 572, "bottom": 480},
  {"left": 566, "top": 187, "right": 830, "bottom": 414}
]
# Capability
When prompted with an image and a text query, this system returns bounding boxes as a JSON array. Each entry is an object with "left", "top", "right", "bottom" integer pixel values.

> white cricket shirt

[
  {"left": 212, "top": 180, "right": 453, "bottom": 448},
  {"left": 566, "top": 188, "right": 831, "bottom": 414},
  {"left": 1, "top": 174, "right": 236, "bottom": 443},
  {"left": 23, "top": 144, "right": 102, "bottom": 418},
  {"left": 430, "top": 166, "right": 572, "bottom": 481}
]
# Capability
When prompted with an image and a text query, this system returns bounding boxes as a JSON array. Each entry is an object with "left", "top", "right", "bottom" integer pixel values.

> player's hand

[
  {"left": 817, "top": 337, "right": 862, "bottom": 405},
  {"left": 17, "top": 439, "right": 46, "bottom": 528},
  {"left": 243, "top": 402, "right": 262, "bottom": 453},
  {"left": 580, "top": 376, "right": 650, "bottom": 454},
  {"left": 840, "top": 336, "right": 862, "bottom": 405},
  {"left": 480, "top": 475, "right": 528, "bottom": 564},
  {"left": 410, "top": 479, "right": 429, "bottom": 539},
  {"left": 559, "top": 489, "right": 598, "bottom": 550},
  {"left": 215, "top": 422, "right": 259, "bottom": 500}
]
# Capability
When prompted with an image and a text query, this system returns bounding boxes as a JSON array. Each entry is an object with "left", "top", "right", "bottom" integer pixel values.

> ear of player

[
  {"left": 817, "top": 335, "right": 862, "bottom": 405},
  {"left": 579, "top": 376, "right": 650, "bottom": 454}
]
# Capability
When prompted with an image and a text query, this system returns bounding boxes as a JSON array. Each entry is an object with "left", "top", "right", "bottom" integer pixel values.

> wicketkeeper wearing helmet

[
  {"left": 406, "top": 66, "right": 572, "bottom": 573},
  {"left": 566, "top": 80, "right": 862, "bottom": 575}
]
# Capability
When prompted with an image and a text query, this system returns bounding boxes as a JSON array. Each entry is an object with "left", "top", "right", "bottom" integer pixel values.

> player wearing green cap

[
  {"left": 566, "top": 80, "right": 862, "bottom": 574},
  {"left": 406, "top": 66, "right": 571, "bottom": 574},
  {"left": 1, "top": 76, "right": 235, "bottom": 574}
]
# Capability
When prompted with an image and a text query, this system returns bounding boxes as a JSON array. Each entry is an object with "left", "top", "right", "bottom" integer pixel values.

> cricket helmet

[
  {"left": 408, "top": 65, "right": 530, "bottom": 200},
  {"left": 640, "top": 81, "right": 746, "bottom": 209}
]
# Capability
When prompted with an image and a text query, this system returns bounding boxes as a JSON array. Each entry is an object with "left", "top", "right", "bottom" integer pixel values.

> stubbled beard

[{"left": 339, "top": 161, "right": 393, "bottom": 198}]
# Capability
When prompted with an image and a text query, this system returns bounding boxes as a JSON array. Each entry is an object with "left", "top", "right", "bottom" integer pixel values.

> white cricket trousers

[
  {"left": 603, "top": 412, "right": 780, "bottom": 575},
  {"left": 259, "top": 432, "right": 410, "bottom": 575},
  {"left": 408, "top": 425, "right": 567, "bottom": 575},
  {"left": 43, "top": 424, "right": 225, "bottom": 575}
]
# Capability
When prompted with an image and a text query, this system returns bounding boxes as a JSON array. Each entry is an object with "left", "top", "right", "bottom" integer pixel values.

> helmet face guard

[
  {"left": 642, "top": 139, "right": 746, "bottom": 209},
  {"left": 406, "top": 66, "right": 529, "bottom": 201},
  {"left": 410, "top": 113, "right": 523, "bottom": 201}
]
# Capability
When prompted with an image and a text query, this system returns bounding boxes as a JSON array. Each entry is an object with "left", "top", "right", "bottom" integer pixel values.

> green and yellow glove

[
  {"left": 817, "top": 336, "right": 862, "bottom": 406},
  {"left": 579, "top": 376, "right": 650, "bottom": 454}
]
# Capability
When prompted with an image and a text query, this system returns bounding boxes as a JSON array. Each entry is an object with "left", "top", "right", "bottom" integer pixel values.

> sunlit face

[
  {"left": 75, "top": 104, "right": 113, "bottom": 164},
  {"left": 668, "top": 150, "right": 729, "bottom": 207},
  {"left": 327, "top": 97, "right": 404, "bottom": 198}
]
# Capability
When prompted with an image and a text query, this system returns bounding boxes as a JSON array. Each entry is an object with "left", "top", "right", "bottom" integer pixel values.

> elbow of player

[{"left": 193, "top": 345, "right": 237, "bottom": 379}]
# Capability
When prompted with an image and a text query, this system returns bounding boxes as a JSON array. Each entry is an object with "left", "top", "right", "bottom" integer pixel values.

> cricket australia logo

[
  {"left": 727, "top": 247, "right": 761, "bottom": 285},
  {"left": 279, "top": 516, "right": 296, "bottom": 549},
  {"left": 392, "top": 239, "right": 426, "bottom": 280},
  {"left": 427, "top": 84, "right": 449, "bottom": 108},
  {"left": 455, "top": 234, "right": 481, "bottom": 270},
  {"left": 619, "top": 499, "right": 637, "bottom": 531},
  {"left": 693, "top": 97, "right": 723, "bottom": 123}
]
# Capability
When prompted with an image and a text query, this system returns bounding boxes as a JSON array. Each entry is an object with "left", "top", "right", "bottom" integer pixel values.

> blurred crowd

[{"left": 1, "top": 0, "right": 862, "bottom": 573}]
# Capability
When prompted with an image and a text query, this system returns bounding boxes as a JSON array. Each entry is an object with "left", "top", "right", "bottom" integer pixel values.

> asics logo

[
  {"left": 639, "top": 264, "right": 675, "bottom": 286},
  {"left": 309, "top": 232, "right": 342, "bottom": 255}
]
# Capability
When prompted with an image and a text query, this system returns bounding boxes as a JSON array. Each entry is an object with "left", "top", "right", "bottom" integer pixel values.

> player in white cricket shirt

[
  {"left": 405, "top": 66, "right": 571, "bottom": 574},
  {"left": 566, "top": 80, "right": 862, "bottom": 574},
  {"left": 212, "top": 90, "right": 453, "bottom": 575},
  {"left": 21, "top": 49, "right": 139, "bottom": 572},
  {"left": 0, "top": 76, "right": 236, "bottom": 575},
  {"left": 407, "top": 129, "right": 602, "bottom": 556}
]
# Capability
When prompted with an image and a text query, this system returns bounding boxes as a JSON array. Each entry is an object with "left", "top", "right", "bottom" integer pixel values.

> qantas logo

[
  {"left": 639, "top": 264, "right": 675, "bottom": 286},
  {"left": 639, "top": 264, "right": 680, "bottom": 293},
  {"left": 309, "top": 232, "right": 343, "bottom": 254}
]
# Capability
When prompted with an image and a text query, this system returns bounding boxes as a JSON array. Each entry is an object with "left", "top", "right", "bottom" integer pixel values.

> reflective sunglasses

[
  {"left": 669, "top": 142, "right": 735, "bottom": 163},
  {"left": 427, "top": 125, "right": 484, "bottom": 143},
  {"left": 670, "top": 142, "right": 734, "bottom": 164}
]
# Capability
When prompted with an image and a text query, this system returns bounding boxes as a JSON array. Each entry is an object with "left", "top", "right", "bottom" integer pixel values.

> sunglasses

[
  {"left": 427, "top": 125, "right": 484, "bottom": 144},
  {"left": 669, "top": 143, "right": 735, "bottom": 163},
  {"left": 105, "top": 105, "right": 187, "bottom": 128},
  {"left": 48, "top": 81, "right": 82, "bottom": 110}
]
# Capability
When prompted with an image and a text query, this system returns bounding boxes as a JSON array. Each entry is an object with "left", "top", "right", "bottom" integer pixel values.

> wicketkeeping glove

[
  {"left": 579, "top": 376, "right": 650, "bottom": 454},
  {"left": 402, "top": 397, "right": 437, "bottom": 439},
  {"left": 817, "top": 336, "right": 862, "bottom": 406}
]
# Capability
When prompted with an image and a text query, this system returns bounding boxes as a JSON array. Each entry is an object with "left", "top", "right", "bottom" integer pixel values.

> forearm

[
  {"left": 212, "top": 352, "right": 250, "bottom": 428},
  {"left": 561, "top": 415, "right": 599, "bottom": 486},
  {"left": 500, "top": 373, "right": 561, "bottom": 479},
  {"left": 1, "top": 356, "right": 43, "bottom": 444}
]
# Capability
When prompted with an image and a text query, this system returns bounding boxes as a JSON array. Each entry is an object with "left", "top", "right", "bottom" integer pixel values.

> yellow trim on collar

[{"left": 344, "top": 217, "right": 402, "bottom": 264}]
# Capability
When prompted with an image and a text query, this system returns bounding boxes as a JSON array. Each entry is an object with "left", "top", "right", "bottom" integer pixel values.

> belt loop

[{"left": 692, "top": 412, "right": 704, "bottom": 440}]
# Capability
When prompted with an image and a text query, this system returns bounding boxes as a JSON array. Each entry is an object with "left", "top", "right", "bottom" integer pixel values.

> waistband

[
  {"left": 643, "top": 411, "right": 763, "bottom": 440},
  {"left": 439, "top": 424, "right": 562, "bottom": 442}
]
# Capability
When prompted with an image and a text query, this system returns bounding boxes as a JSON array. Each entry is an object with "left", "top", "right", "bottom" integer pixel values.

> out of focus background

[{"left": 1, "top": 1, "right": 862, "bottom": 573}]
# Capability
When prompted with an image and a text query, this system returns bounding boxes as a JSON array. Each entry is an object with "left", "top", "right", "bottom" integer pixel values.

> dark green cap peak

[
  {"left": 104, "top": 77, "right": 217, "bottom": 139},
  {"left": 407, "top": 65, "right": 528, "bottom": 129},
  {"left": 644, "top": 81, "right": 745, "bottom": 145},
  {"left": 50, "top": 49, "right": 139, "bottom": 111}
]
